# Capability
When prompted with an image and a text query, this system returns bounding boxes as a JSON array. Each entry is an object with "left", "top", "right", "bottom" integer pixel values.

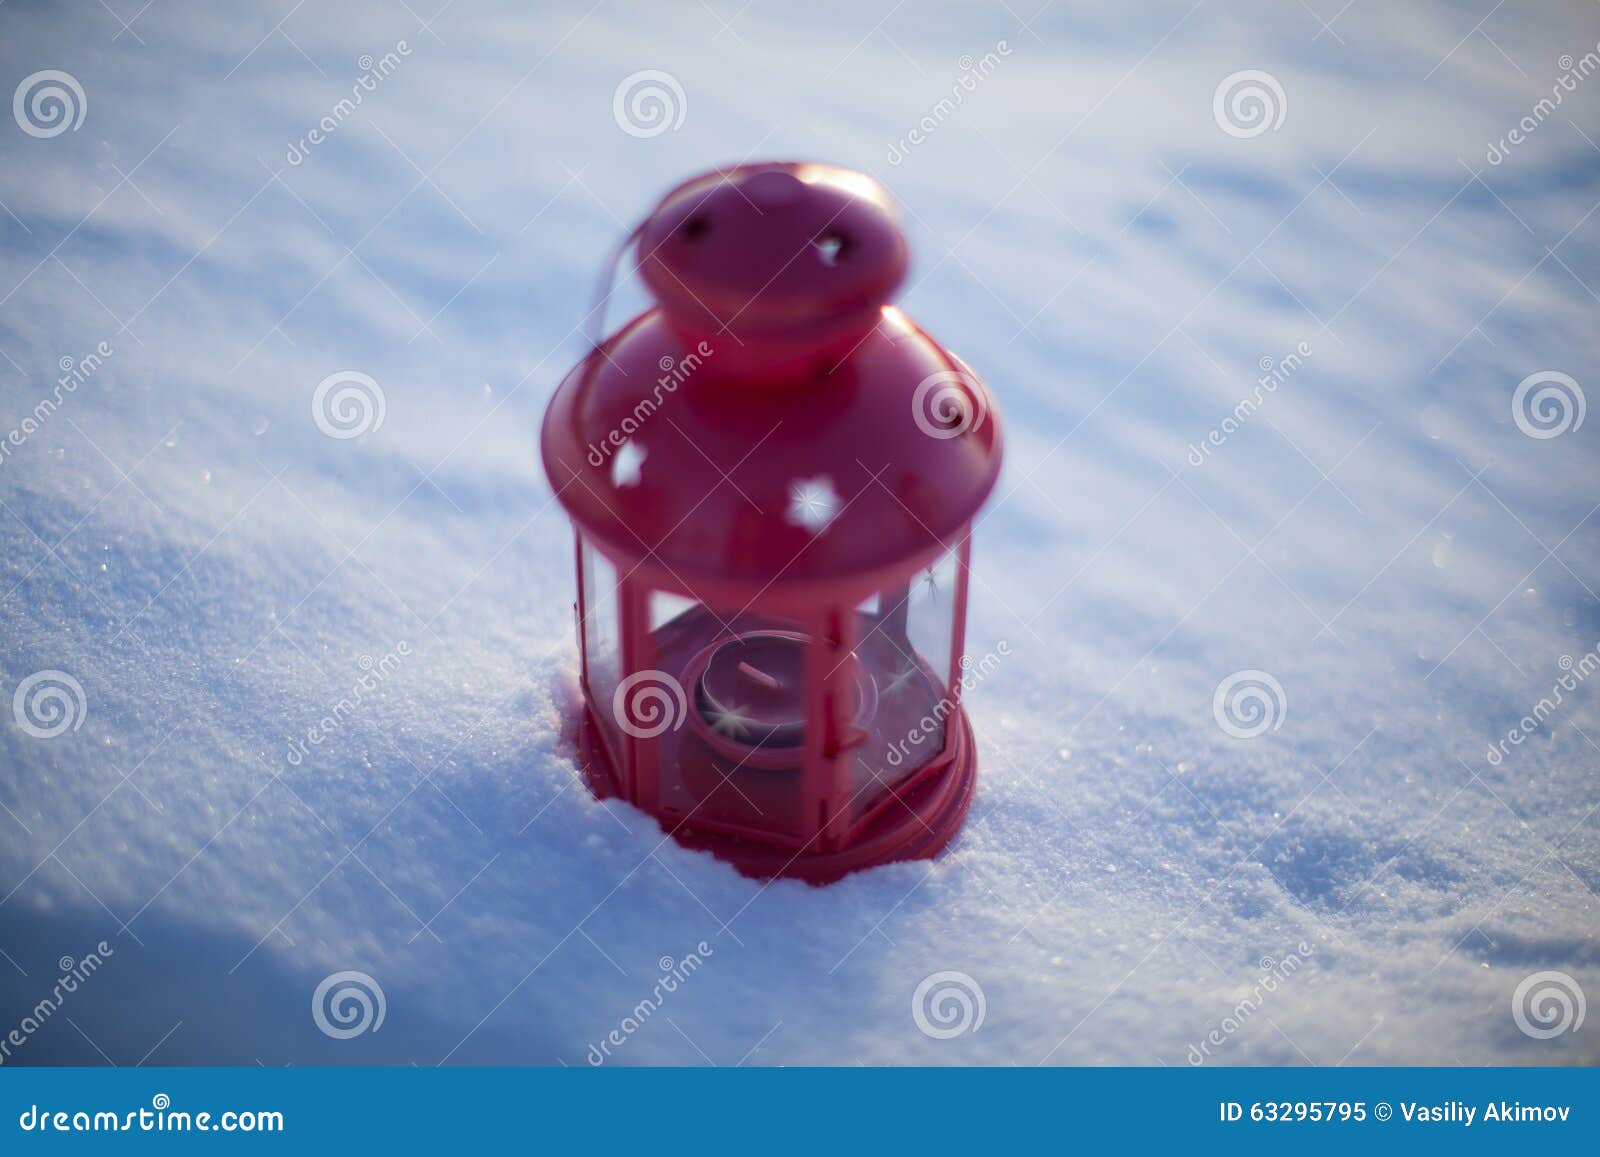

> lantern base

[{"left": 569, "top": 690, "right": 976, "bottom": 886}]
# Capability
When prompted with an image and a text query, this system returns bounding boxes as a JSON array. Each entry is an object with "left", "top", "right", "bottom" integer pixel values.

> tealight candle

[{"left": 696, "top": 631, "right": 809, "bottom": 747}]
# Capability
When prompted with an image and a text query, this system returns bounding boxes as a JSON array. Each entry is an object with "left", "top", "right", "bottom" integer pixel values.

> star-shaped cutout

[
  {"left": 611, "top": 440, "right": 646, "bottom": 487},
  {"left": 786, "top": 475, "right": 840, "bottom": 533}
]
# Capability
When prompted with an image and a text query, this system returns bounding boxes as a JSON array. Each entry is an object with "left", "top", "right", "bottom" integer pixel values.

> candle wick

[{"left": 737, "top": 661, "right": 782, "bottom": 691}]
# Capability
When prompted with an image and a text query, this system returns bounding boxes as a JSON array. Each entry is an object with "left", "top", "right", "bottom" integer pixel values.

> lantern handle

[
  {"left": 573, "top": 217, "right": 646, "bottom": 405},
  {"left": 580, "top": 219, "right": 645, "bottom": 356}
]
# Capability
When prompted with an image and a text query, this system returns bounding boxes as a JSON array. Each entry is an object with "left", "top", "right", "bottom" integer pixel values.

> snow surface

[{"left": 1, "top": 0, "right": 1597, "bottom": 1066}]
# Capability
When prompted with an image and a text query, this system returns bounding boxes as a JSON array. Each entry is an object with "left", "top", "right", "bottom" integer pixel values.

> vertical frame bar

[
  {"left": 574, "top": 532, "right": 590, "bottom": 686},
  {"left": 802, "top": 604, "right": 859, "bottom": 851},
  {"left": 616, "top": 574, "right": 654, "bottom": 808},
  {"left": 948, "top": 529, "right": 973, "bottom": 704}
]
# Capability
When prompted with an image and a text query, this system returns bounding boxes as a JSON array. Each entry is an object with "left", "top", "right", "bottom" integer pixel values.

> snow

[{"left": 1, "top": 0, "right": 1597, "bottom": 1066}]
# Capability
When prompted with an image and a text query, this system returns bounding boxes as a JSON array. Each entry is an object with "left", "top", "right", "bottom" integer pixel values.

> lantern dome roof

[
  {"left": 543, "top": 308, "right": 1000, "bottom": 601},
  {"left": 541, "top": 163, "right": 1002, "bottom": 603}
]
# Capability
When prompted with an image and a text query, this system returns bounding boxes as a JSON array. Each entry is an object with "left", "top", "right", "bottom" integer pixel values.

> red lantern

[{"left": 542, "top": 162, "right": 1003, "bottom": 883}]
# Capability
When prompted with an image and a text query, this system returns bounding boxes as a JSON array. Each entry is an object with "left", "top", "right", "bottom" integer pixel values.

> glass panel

[
  {"left": 648, "top": 591, "right": 810, "bottom": 844},
  {"left": 580, "top": 540, "right": 622, "bottom": 742},
  {"left": 851, "top": 548, "right": 961, "bottom": 821},
  {"left": 906, "top": 549, "right": 959, "bottom": 691}
]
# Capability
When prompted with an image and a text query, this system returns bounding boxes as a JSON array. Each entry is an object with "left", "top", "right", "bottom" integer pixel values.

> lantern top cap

[{"left": 637, "top": 161, "right": 909, "bottom": 349}]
